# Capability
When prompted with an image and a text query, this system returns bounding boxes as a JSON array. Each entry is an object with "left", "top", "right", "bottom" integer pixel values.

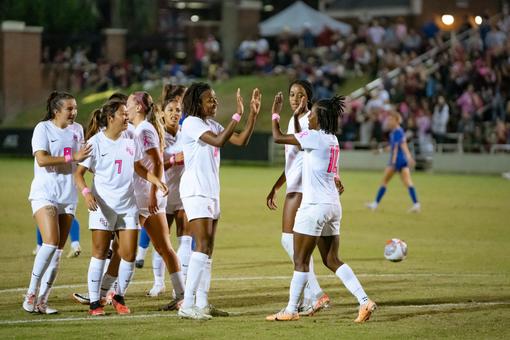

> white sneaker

[
  {"left": 178, "top": 306, "right": 212, "bottom": 320},
  {"left": 22, "top": 293, "right": 37, "bottom": 313},
  {"left": 35, "top": 302, "right": 58, "bottom": 314},
  {"left": 408, "top": 203, "right": 421, "bottom": 213},
  {"left": 298, "top": 304, "right": 314, "bottom": 316},
  {"left": 365, "top": 202, "right": 378, "bottom": 211},
  {"left": 146, "top": 284, "right": 166, "bottom": 297}
]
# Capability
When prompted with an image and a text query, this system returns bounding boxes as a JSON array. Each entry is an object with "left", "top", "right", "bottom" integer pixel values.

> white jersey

[
  {"left": 79, "top": 131, "right": 141, "bottom": 213},
  {"left": 284, "top": 111, "right": 310, "bottom": 193},
  {"left": 163, "top": 130, "right": 185, "bottom": 205},
  {"left": 180, "top": 116, "right": 223, "bottom": 199},
  {"left": 122, "top": 123, "right": 135, "bottom": 139},
  {"left": 295, "top": 129, "right": 340, "bottom": 204},
  {"left": 133, "top": 120, "right": 165, "bottom": 199},
  {"left": 29, "top": 120, "right": 81, "bottom": 204},
  {"left": 67, "top": 122, "right": 84, "bottom": 144}
]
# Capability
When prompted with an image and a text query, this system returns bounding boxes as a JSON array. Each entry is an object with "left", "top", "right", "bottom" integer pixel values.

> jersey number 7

[{"left": 115, "top": 160, "right": 122, "bottom": 174}]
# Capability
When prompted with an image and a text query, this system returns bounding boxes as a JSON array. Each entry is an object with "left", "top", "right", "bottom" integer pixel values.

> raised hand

[
  {"left": 250, "top": 88, "right": 261, "bottom": 115},
  {"left": 293, "top": 96, "right": 307, "bottom": 117},
  {"left": 236, "top": 88, "right": 244, "bottom": 116},
  {"left": 272, "top": 92, "right": 283, "bottom": 114}
]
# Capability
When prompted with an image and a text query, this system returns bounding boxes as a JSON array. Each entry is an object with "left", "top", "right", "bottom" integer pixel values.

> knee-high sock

[
  {"left": 70, "top": 219, "right": 80, "bottom": 248},
  {"left": 28, "top": 243, "right": 57, "bottom": 295},
  {"left": 177, "top": 236, "right": 193, "bottom": 280},
  {"left": 38, "top": 249, "right": 63, "bottom": 303},
  {"left": 152, "top": 248, "right": 166, "bottom": 286},
  {"left": 100, "top": 273, "right": 117, "bottom": 298},
  {"left": 286, "top": 271, "right": 308, "bottom": 313},
  {"left": 375, "top": 186, "right": 387, "bottom": 204},
  {"left": 408, "top": 186, "right": 418, "bottom": 204},
  {"left": 88, "top": 257, "right": 106, "bottom": 303},
  {"left": 182, "top": 252, "right": 208, "bottom": 309},
  {"left": 170, "top": 271, "right": 185, "bottom": 300},
  {"left": 335, "top": 264, "right": 369, "bottom": 305},
  {"left": 196, "top": 258, "right": 212, "bottom": 309},
  {"left": 117, "top": 259, "right": 135, "bottom": 297}
]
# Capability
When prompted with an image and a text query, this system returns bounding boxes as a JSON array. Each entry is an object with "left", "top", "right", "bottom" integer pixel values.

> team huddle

[{"left": 23, "top": 80, "right": 382, "bottom": 322}]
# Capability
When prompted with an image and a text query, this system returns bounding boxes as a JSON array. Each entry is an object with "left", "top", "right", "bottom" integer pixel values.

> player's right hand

[
  {"left": 74, "top": 143, "right": 92, "bottom": 162},
  {"left": 272, "top": 92, "right": 283, "bottom": 114},
  {"left": 84, "top": 192, "right": 98, "bottom": 211},
  {"left": 266, "top": 189, "right": 278, "bottom": 210}
]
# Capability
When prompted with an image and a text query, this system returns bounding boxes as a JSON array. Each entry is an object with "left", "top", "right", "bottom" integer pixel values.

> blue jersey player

[{"left": 366, "top": 111, "right": 420, "bottom": 212}]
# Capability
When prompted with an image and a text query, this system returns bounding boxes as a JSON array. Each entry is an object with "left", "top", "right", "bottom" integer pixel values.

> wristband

[
  {"left": 64, "top": 154, "right": 73, "bottom": 163},
  {"left": 232, "top": 113, "right": 241, "bottom": 122},
  {"left": 169, "top": 155, "right": 176, "bottom": 166},
  {"left": 81, "top": 187, "right": 91, "bottom": 197},
  {"left": 272, "top": 113, "right": 280, "bottom": 121}
]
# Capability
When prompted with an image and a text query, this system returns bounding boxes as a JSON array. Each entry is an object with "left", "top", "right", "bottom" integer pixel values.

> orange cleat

[
  {"left": 312, "top": 293, "right": 330, "bottom": 314},
  {"left": 111, "top": 295, "right": 130, "bottom": 315},
  {"left": 266, "top": 309, "right": 300, "bottom": 321},
  {"left": 88, "top": 306, "right": 105, "bottom": 316},
  {"left": 354, "top": 300, "right": 377, "bottom": 323}
]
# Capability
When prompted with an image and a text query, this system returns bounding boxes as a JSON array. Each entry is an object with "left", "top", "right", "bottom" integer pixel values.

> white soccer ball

[{"left": 384, "top": 238, "right": 408, "bottom": 262}]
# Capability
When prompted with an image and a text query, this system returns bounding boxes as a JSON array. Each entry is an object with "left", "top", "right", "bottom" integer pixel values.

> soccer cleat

[
  {"left": 72, "top": 292, "right": 90, "bottom": 305},
  {"left": 66, "top": 245, "right": 81, "bottom": 258},
  {"left": 111, "top": 294, "right": 130, "bottom": 315},
  {"left": 146, "top": 284, "right": 166, "bottom": 297},
  {"left": 200, "top": 304, "right": 229, "bottom": 317},
  {"left": 365, "top": 202, "right": 378, "bottom": 211},
  {"left": 35, "top": 302, "right": 58, "bottom": 314},
  {"left": 178, "top": 306, "right": 212, "bottom": 320},
  {"left": 135, "top": 259, "right": 145, "bottom": 269},
  {"left": 22, "top": 293, "right": 37, "bottom": 313},
  {"left": 407, "top": 203, "right": 421, "bottom": 213},
  {"left": 312, "top": 293, "right": 330, "bottom": 313},
  {"left": 354, "top": 300, "right": 377, "bottom": 323},
  {"left": 88, "top": 302, "right": 105, "bottom": 316},
  {"left": 159, "top": 298, "right": 183, "bottom": 311},
  {"left": 297, "top": 304, "right": 314, "bottom": 316},
  {"left": 266, "top": 309, "right": 299, "bottom": 321}
]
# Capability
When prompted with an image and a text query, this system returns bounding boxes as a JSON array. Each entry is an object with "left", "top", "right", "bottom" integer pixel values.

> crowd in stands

[{"left": 42, "top": 10, "right": 510, "bottom": 151}]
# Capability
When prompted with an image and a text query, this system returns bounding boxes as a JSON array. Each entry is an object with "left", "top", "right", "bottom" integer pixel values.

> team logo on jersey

[
  {"left": 73, "top": 134, "right": 78, "bottom": 143},
  {"left": 126, "top": 147, "right": 134, "bottom": 156},
  {"left": 143, "top": 133, "right": 153, "bottom": 147}
]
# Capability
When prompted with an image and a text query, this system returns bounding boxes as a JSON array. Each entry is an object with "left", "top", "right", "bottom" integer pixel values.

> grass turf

[{"left": 0, "top": 158, "right": 509, "bottom": 339}]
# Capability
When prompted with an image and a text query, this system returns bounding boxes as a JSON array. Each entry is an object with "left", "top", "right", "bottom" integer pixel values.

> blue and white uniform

[{"left": 389, "top": 127, "right": 408, "bottom": 171}]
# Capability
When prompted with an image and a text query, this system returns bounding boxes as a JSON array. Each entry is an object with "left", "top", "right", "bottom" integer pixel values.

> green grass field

[{"left": 0, "top": 158, "right": 509, "bottom": 339}]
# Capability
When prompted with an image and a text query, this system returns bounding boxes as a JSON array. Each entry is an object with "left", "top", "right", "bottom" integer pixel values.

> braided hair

[
  {"left": 182, "top": 82, "right": 212, "bottom": 119},
  {"left": 42, "top": 91, "right": 75, "bottom": 121},
  {"left": 313, "top": 95, "right": 345, "bottom": 135}
]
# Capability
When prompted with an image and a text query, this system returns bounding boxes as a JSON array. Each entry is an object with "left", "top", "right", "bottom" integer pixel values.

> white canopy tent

[{"left": 258, "top": 1, "right": 352, "bottom": 37}]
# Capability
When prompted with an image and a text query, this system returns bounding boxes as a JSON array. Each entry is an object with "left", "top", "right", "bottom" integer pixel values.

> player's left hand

[
  {"left": 236, "top": 88, "right": 244, "bottom": 117},
  {"left": 250, "top": 88, "right": 261, "bottom": 116},
  {"left": 293, "top": 96, "right": 307, "bottom": 117},
  {"left": 408, "top": 158, "right": 416, "bottom": 168},
  {"left": 335, "top": 176, "right": 345, "bottom": 195},
  {"left": 148, "top": 192, "right": 159, "bottom": 215}
]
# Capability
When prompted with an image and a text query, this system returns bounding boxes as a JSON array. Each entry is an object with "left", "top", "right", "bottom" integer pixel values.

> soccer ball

[{"left": 384, "top": 238, "right": 408, "bottom": 262}]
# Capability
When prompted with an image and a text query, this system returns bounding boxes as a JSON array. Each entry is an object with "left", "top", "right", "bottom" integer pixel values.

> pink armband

[
  {"left": 232, "top": 113, "right": 241, "bottom": 122},
  {"left": 81, "top": 187, "right": 91, "bottom": 197},
  {"left": 272, "top": 113, "right": 280, "bottom": 121},
  {"left": 64, "top": 154, "right": 73, "bottom": 163}
]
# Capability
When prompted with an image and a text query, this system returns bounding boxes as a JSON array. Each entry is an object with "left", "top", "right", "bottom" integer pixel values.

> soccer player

[
  {"left": 177, "top": 83, "right": 261, "bottom": 320},
  {"left": 127, "top": 91, "right": 185, "bottom": 310},
  {"left": 366, "top": 110, "right": 421, "bottom": 212},
  {"left": 23, "top": 91, "right": 92, "bottom": 314},
  {"left": 148, "top": 85, "right": 192, "bottom": 300},
  {"left": 266, "top": 80, "right": 329, "bottom": 315},
  {"left": 76, "top": 98, "right": 168, "bottom": 316},
  {"left": 266, "top": 94, "right": 376, "bottom": 322}
]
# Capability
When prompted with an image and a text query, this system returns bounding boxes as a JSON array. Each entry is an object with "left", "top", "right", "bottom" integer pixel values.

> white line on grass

[
  {"left": 0, "top": 302, "right": 509, "bottom": 325},
  {"left": 0, "top": 272, "right": 507, "bottom": 294}
]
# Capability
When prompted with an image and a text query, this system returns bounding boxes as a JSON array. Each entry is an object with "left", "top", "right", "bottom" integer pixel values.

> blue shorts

[{"left": 390, "top": 160, "right": 408, "bottom": 172}]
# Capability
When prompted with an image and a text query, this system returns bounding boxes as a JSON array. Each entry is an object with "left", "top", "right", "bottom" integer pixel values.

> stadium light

[
  {"left": 441, "top": 14, "right": 455, "bottom": 26},
  {"left": 475, "top": 16, "right": 483, "bottom": 25},
  {"left": 190, "top": 15, "right": 200, "bottom": 23}
]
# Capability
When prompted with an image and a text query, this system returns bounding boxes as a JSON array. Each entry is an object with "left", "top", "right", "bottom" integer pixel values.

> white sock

[
  {"left": 71, "top": 241, "right": 80, "bottom": 249},
  {"left": 100, "top": 273, "right": 117, "bottom": 298},
  {"left": 177, "top": 236, "right": 193, "bottom": 279},
  {"left": 88, "top": 257, "right": 106, "bottom": 303},
  {"left": 38, "top": 249, "right": 63, "bottom": 303},
  {"left": 196, "top": 258, "right": 212, "bottom": 309},
  {"left": 335, "top": 264, "right": 369, "bottom": 305},
  {"left": 117, "top": 259, "right": 135, "bottom": 296},
  {"left": 170, "top": 271, "right": 185, "bottom": 300},
  {"left": 281, "top": 233, "right": 294, "bottom": 261},
  {"left": 306, "top": 256, "right": 324, "bottom": 302},
  {"left": 286, "top": 271, "right": 308, "bottom": 313},
  {"left": 182, "top": 252, "right": 208, "bottom": 309},
  {"left": 136, "top": 246, "right": 148, "bottom": 261},
  {"left": 102, "top": 258, "right": 111, "bottom": 275},
  {"left": 28, "top": 243, "right": 57, "bottom": 295},
  {"left": 152, "top": 249, "right": 166, "bottom": 286}
]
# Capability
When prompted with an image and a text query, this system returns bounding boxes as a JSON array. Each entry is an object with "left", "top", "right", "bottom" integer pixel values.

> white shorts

[
  {"left": 136, "top": 195, "right": 168, "bottom": 218},
  {"left": 293, "top": 203, "right": 342, "bottom": 237},
  {"left": 89, "top": 206, "right": 139, "bottom": 231},
  {"left": 182, "top": 196, "right": 220, "bottom": 221},
  {"left": 166, "top": 200, "right": 184, "bottom": 214},
  {"left": 30, "top": 199, "right": 76, "bottom": 216}
]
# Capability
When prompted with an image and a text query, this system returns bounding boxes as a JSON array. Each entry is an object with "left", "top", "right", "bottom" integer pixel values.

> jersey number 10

[{"left": 327, "top": 146, "right": 339, "bottom": 173}]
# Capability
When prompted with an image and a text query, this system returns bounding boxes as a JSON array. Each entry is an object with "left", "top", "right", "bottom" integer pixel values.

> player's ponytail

[
  {"left": 314, "top": 95, "right": 345, "bottom": 135},
  {"left": 133, "top": 91, "right": 165, "bottom": 150},
  {"left": 43, "top": 91, "right": 75, "bottom": 121},
  {"left": 85, "top": 99, "right": 124, "bottom": 140},
  {"left": 85, "top": 109, "right": 103, "bottom": 140}
]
